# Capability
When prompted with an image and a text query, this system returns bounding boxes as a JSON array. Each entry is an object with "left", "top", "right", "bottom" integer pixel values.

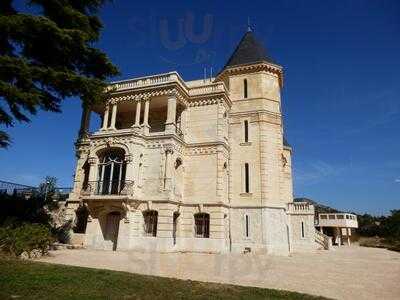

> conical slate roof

[{"left": 223, "top": 30, "right": 275, "bottom": 69}]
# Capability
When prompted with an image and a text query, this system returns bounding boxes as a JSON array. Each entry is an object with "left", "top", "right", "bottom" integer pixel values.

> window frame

[
  {"left": 244, "top": 163, "right": 250, "bottom": 193},
  {"left": 194, "top": 213, "right": 210, "bottom": 238},
  {"left": 245, "top": 214, "right": 250, "bottom": 238},
  {"left": 244, "top": 120, "right": 249, "bottom": 142},
  {"left": 143, "top": 210, "right": 158, "bottom": 237},
  {"left": 243, "top": 78, "right": 248, "bottom": 98}
]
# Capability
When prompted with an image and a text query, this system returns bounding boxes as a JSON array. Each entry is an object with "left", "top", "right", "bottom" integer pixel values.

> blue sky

[{"left": 1, "top": 0, "right": 399, "bottom": 215}]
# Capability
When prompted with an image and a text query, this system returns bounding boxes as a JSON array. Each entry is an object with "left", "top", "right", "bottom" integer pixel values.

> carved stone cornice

[
  {"left": 187, "top": 96, "right": 231, "bottom": 108},
  {"left": 109, "top": 87, "right": 187, "bottom": 106},
  {"left": 216, "top": 62, "right": 283, "bottom": 88}
]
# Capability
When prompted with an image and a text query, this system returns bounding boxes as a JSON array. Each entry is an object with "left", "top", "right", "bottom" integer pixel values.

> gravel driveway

[{"left": 39, "top": 246, "right": 400, "bottom": 300}]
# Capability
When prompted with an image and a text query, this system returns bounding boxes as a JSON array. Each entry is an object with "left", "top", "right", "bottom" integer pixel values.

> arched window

[
  {"left": 143, "top": 210, "right": 158, "bottom": 237},
  {"left": 97, "top": 148, "right": 126, "bottom": 195},
  {"left": 194, "top": 213, "right": 210, "bottom": 238},
  {"left": 243, "top": 79, "right": 248, "bottom": 98}
]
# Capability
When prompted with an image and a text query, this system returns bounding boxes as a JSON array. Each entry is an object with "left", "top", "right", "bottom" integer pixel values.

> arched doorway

[
  {"left": 105, "top": 212, "right": 121, "bottom": 251},
  {"left": 73, "top": 205, "right": 89, "bottom": 234}
]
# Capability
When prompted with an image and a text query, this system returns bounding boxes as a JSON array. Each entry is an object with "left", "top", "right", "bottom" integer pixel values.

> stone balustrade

[
  {"left": 109, "top": 72, "right": 182, "bottom": 92},
  {"left": 315, "top": 229, "right": 332, "bottom": 250},
  {"left": 108, "top": 71, "right": 228, "bottom": 96},
  {"left": 188, "top": 82, "right": 227, "bottom": 96},
  {"left": 287, "top": 202, "right": 314, "bottom": 214}
]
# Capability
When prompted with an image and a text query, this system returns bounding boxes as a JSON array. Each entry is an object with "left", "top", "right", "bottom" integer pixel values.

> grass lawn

[{"left": 0, "top": 256, "right": 328, "bottom": 300}]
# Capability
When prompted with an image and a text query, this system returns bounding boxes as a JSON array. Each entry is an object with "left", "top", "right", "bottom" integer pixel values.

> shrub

[{"left": 0, "top": 224, "right": 54, "bottom": 257}]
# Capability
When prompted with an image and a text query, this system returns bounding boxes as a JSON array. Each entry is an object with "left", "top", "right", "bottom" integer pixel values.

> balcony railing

[
  {"left": 287, "top": 202, "right": 314, "bottom": 214},
  {"left": 317, "top": 213, "right": 358, "bottom": 228},
  {"left": 108, "top": 72, "right": 183, "bottom": 92},
  {"left": 108, "top": 71, "right": 228, "bottom": 96},
  {"left": 188, "top": 82, "right": 226, "bottom": 96},
  {"left": 81, "top": 180, "right": 134, "bottom": 196}
]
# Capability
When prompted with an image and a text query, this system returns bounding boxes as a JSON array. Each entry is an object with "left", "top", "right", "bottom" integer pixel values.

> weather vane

[{"left": 247, "top": 17, "right": 252, "bottom": 32}]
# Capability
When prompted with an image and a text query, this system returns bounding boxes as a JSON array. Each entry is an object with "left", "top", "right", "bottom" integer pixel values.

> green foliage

[
  {"left": 37, "top": 176, "right": 58, "bottom": 207},
  {"left": 381, "top": 210, "right": 400, "bottom": 240},
  {"left": 0, "top": 192, "right": 52, "bottom": 226},
  {"left": 0, "top": 176, "right": 70, "bottom": 245},
  {"left": 0, "top": 0, "right": 119, "bottom": 147},
  {"left": 0, "top": 223, "right": 54, "bottom": 257},
  {"left": 357, "top": 211, "right": 400, "bottom": 239},
  {"left": 356, "top": 213, "right": 383, "bottom": 237},
  {"left": 357, "top": 210, "right": 400, "bottom": 252}
]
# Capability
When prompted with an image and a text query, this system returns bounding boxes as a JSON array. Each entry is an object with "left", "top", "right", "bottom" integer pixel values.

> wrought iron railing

[{"left": 82, "top": 180, "right": 134, "bottom": 196}]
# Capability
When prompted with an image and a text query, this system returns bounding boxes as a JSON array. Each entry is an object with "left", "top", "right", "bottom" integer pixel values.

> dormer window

[{"left": 244, "top": 79, "right": 248, "bottom": 98}]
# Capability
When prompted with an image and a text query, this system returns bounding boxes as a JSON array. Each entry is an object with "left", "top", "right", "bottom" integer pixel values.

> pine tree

[{"left": 0, "top": 0, "right": 119, "bottom": 147}]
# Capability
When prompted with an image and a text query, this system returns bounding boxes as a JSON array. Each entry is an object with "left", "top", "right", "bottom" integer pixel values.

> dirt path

[{"left": 39, "top": 246, "right": 400, "bottom": 300}]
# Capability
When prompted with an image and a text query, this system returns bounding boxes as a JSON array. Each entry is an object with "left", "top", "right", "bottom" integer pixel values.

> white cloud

[{"left": 395, "top": 178, "right": 400, "bottom": 183}]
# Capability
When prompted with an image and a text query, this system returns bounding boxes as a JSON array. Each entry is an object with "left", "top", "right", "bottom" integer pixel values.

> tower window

[
  {"left": 194, "top": 213, "right": 210, "bottom": 238},
  {"left": 244, "top": 163, "right": 250, "bottom": 193},
  {"left": 244, "top": 79, "right": 248, "bottom": 98},
  {"left": 143, "top": 210, "right": 158, "bottom": 237},
  {"left": 244, "top": 120, "right": 249, "bottom": 142},
  {"left": 301, "top": 221, "right": 305, "bottom": 238},
  {"left": 245, "top": 215, "right": 250, "bottom": 237}
]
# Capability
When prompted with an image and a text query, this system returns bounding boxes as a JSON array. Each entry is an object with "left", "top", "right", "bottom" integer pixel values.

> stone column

[
  {"left": 109, "top": 103, "right": 118, "bottom": 130},
  {"left": 142, "top": 99, "right": 150, "bottom": 135},
  {"left": 101, "top": 105, "right": 109, "bottom": 131},
  {"left": 346, "top": 228, "right": 351, "bottom": 246},
  {"left": 165, "top": 95, "right": 177, "bottom": 134},
  {"left": 163, "top": 146, "right": 174, "bottom": 191},
  {"left": 78, "top": 104, "right": 91, "bottom": 138},
  {"left": 133, "top": 101, "right": 141, "bottom": 128},
  {"left": 122, "top": 155, "right": 134, "bottom": 196},
  {"left": 87, "top": 157, "right": 98, "bottom": 195}
]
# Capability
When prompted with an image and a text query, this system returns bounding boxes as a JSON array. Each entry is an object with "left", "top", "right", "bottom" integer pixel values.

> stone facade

[{"left": 66, "top": 30, "right": 317, "bottom": 255}]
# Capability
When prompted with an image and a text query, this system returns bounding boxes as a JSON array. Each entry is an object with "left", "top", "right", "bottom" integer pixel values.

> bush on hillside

[{"left": 0, "top": 223, "right": 54, "bottom": 257}]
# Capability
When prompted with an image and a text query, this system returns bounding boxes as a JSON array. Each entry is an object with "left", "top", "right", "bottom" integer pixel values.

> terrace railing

[{"left": 82, "top": 180, "right": 134, "bottom": 197}]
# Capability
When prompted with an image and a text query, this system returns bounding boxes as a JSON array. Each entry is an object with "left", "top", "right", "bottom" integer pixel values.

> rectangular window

[
  {"left": 143, "top": 210, "right": 158, "bottom": 237},
  {"left": 244, "top": 120, "right": 249, "bottom": 142},
  {"left": 194, "top": 213, "right": 210, "bottom": 238},
  {"left": 244, "top": 79, "right": 248, "bottom": 98},
  {"left": 245, "top": 215, "right": 249, "bottom": 237},
  {"left": 244, "top": 163, "right": 250, "bottom": 193},
  {"left": 301, "top": 221, "right": 305, "bottom": 238}
]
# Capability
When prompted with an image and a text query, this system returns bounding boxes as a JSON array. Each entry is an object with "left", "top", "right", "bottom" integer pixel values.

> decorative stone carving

[{"left": 120, "top": 181, "right": 135, "bottom": 196}]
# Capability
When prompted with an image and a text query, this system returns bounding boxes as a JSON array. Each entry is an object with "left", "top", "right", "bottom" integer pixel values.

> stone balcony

[
  {"left": 287, "top": 202, "right": 315, "bottom": 215},
  {"left": 108, "top": 71, "right": 228, "bottom": 97},
  {"left": 316, "top": 213, "right": 358, "bottom": 228}
]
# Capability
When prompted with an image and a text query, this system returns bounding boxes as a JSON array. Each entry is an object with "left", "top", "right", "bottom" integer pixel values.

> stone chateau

[{"left": 66, "top": 30, "right": 320, "bottom": 255}]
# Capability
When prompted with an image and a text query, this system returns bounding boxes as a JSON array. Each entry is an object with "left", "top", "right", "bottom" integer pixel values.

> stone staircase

[{"left": 315, "top": 230, "right": 332, "bottom": 250}]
